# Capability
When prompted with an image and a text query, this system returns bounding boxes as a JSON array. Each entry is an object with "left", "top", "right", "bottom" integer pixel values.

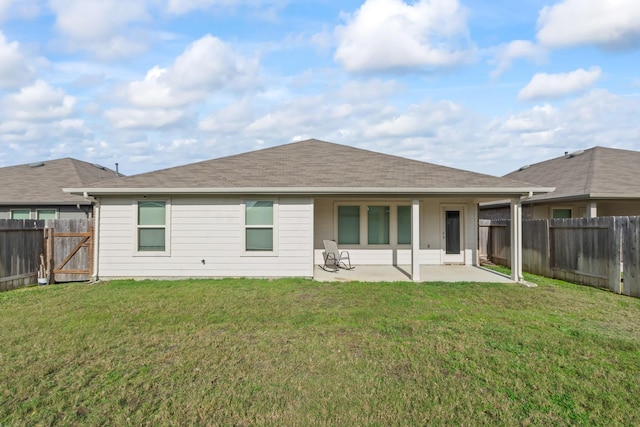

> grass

[{"left": 1, "top": 275, "right": 640, "bottom": 426}]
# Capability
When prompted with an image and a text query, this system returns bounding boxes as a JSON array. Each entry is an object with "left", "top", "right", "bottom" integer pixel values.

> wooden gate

[{"left": 44, "top": 219, "right": 94, "bottom": 283}]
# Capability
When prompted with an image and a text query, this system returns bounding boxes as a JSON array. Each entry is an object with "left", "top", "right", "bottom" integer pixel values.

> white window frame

[
  {"left": 133, "top": 198, "right": 171, "bottom": 257},
  {"left": 334, "top": 202, "right": 411, "bottom": 247},
  {"left": 242, "top": 198, "right": 279, "bottom": 256},
  {"left": 36, "top": 209, "right": 58, "bottom": 220},
  {"left": 10, "top": 209, "right": 31, "bottom": 220}
]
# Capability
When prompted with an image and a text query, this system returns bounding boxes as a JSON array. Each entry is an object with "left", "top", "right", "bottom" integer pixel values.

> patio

[{"left": 314, "top": 265, "right": 515, "bottom": 283}]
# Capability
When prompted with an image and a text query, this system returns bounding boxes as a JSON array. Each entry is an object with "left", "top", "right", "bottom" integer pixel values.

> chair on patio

[{"left": 322, "top": 239, "right": 354, "bottom": 272}]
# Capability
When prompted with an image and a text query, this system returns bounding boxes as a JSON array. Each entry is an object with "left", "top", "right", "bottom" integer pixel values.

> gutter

[
  {"left": 64, "top": 186, "right": 555, "bottom": 197},
  {"left": 83, "top": 192, "right": 100, "bottom": 281}
]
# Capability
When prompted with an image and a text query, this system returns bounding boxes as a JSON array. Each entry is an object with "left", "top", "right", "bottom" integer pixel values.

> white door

[{"left": 441, "top": 206, "right": 464, "bottom": 264}]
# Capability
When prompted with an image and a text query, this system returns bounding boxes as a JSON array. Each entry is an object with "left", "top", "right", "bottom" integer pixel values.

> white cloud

[
  {"left": 537, "top": 0, "right": 640, "bottom": 49},
  {"left": 334, "top": 0, "right": 472, "bottom": 72},
  {"left": 2, "top": 80, "right": 75, "bottom": 120},
  {"left": 500, "top": 104, "right": 560, "bottom": 134},
  {"left": 127, "top": 35, "right": 260, "bottom": 108},
  {"left": 166, "top": 0, "right": 286, "bottom": 16},
  {"left": 49, "top": 0, "right": 150, "bottom": 59},
  {"left": 199, "top": 98, "right": 254, "bottom": 133},
  {"left": 363, "top": 100, "right": 465, "bottom": 138},
  {"left": 518, "top": 67, "right": 602, "bottom": 100},
  {"left": 105, "top": 108, "right": 186, "bottom": 129},
  {"left": 0, "top": 0, "right": 39, "bottom": 21},
  {"left": 0, "top": 31, "right": 35, "bottom": 88},
  {"left": 490, "top": 40, "right": 547, "bottom": 78}
]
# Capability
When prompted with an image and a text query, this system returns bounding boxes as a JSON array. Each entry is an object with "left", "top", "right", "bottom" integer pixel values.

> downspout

[{"left": 84, "top": 192, "right": 100, "bottom": 282}]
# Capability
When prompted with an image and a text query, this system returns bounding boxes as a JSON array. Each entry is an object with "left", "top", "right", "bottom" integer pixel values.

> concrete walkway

[{"left": 314, "top": 265, "right": 514, "bottom": 283}]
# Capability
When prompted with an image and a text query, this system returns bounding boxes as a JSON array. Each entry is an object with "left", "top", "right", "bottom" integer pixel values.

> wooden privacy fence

[
  {"left": 0, "top": 219, "right": 45, "bottom": 291},
  {"left": 0, "top": 218, "right": 93, "bottom": 291},
  {"left": 479, "top": 217, "right": 640, "bottom": 297}
]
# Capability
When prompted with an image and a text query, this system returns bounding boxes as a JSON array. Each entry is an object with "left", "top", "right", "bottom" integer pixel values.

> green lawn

[{"left": 1, "top": 275, "right": 639, "bottom": 426}]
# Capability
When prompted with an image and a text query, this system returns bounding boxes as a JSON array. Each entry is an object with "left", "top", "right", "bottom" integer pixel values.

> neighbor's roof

[
  {"left": 504, "top": 146, "right": 640, "bottom": 202},
  {"left": 0, "top": 158, "right": 121, "bottom": 205},
  {"left": 67, "top": 139, "right": 552, "bottom": 197}
]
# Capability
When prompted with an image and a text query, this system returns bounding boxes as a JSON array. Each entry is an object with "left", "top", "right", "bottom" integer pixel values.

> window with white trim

[
  {"left": 397, "top": 205, "right": 411, "bottom": 244},
  {"left": 137, "top": 201, "right": 167, "bottom": 252},
  {"left": 37, "top": 209, "right": 56, "bottom": 220},
  {"left": 336, "top": 203, "right": 411, "bottom": 246},
  {"left": 11, "top": 209, "right": 30, "bottom": 219},
  {"left": 244, "top": 200, "right": 277, "bottom": 253},
  {"left": 338, "top": 205, "right": 360, "bottom": 245},
  {"left": 368, "top": 206, "right": 389, "bottom": 244}
]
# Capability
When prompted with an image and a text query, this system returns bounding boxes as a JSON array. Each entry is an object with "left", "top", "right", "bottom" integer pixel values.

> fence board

[
  {"left": 549, "top": 217, "right": 616, "bottom": 290},
  {"left": 479, "top": 216, "right": 633, "bottom": 296},
  {"left": 46, "top": 219, "right": 93, "bottom": 283},
  {"left": 523, "top": 219, "right": 550, "bottom": 277},
  {"left": 0, "top": 219, "right": 45, "bottom": 291},
  {"left": 622, "top": 217, "right": 640, "bottom": 297}
]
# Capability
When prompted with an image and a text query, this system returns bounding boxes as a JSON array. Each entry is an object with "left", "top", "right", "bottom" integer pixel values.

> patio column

[
  {"left": 412, "top": 199, "right": 420, "bottom": 282},
  {"left": 587, "top": 201, "right": 597, "bottom": 218},
  {"left": 510, "top": 197, "right": 523, "bottom": 282}
]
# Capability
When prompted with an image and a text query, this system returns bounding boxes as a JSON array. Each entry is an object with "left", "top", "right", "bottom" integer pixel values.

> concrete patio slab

[{"left": 314, "top": 265, "right": 514, "bottom": 283}]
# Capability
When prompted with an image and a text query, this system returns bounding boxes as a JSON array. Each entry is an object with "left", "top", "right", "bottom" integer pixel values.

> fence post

[
  {"left": 46, "top": 227, "right": 55, "bottom": 284},
  {"left": 610, "top": 217, "right": 623, "bottom": 294}
]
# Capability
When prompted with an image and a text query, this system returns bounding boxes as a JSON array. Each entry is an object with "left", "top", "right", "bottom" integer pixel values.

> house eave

[{"left": 65, "top": 186, "right": 555, "bottom": 197}]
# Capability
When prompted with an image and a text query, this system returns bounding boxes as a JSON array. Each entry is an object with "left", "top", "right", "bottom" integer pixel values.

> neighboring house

[
  {"left": 65, "top": 139, "right": 551, "bottom": 281},
  {"left": 0, "top": 158, "right": 121, "bottom": 220},
  {"left": 480, "top": 147, "right": 640, "bottom": 220}
]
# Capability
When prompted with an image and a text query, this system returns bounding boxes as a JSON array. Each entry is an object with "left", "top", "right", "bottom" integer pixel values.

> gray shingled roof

[
  {"left": 72, "top": 139, "right": 548, "bottom": 196},
  {"left": 504, "top": 146, "right": 640, "bottom": 202},
  {"left": 0, "top": 158, "right": 120, "bottom": 205}
]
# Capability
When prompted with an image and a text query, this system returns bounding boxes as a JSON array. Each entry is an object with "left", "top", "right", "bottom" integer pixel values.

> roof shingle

[
  {"left": 0, "top": 158, "right": 120, "bottom": 205},
  {"left": 504, "top": 146, "right": 640, "bottom": 201},
  {"left": 79, "top": 139, "right": 540, "bottom": 193}
]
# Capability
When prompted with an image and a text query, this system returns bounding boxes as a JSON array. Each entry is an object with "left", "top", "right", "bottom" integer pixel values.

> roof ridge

[
  {"left": 583, "top": 147, "right": 598, "bottom": 194},
  {"left": 67, "top": 157, "right": 87, "bottom": 185}
]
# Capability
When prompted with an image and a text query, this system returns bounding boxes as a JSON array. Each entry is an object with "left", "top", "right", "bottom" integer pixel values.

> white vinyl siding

[{"left": 97, "top": 196, "right": 313, "bottom": 279}]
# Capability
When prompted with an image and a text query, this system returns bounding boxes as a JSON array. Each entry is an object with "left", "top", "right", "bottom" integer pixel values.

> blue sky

[{"left": 0, "top": 0, "right": 638, "bottom": 177}]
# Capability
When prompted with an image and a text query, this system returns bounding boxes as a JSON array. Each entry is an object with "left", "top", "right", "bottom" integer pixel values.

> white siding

[{"left": 97, "top": 196, "right": 314, "bottom": 279}]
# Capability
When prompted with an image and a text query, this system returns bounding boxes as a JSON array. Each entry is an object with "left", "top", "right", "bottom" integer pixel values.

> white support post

[
  {"left": 587, "top": 201, "right": 597, "bottom": 218},
  {"left": 412, "top": 199, "right": 420, "bottom": 282},
  {"left": 510, "top": 198, "right": 523, "bottom": 282}
]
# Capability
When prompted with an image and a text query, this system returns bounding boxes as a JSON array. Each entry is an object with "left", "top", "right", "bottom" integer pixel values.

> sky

[{"left": 0, "top": 0, "right": 639, "bottom": 177}]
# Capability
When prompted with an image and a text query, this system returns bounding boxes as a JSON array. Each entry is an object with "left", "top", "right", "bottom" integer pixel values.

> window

[
  {"left": 336, "top": 203, "right": 411, "bottom": 246},
  {"left": 245, "top": 201, "right": 274, "bottom": 252},
  {"left": 37, "top": 209, "right": 56, "bottom": 220},
  {"left": 552, "top": 208, "right": 572, "bottom": 219},
  {"left": 137, "top": 201, "right": 166, "bottom": 252},
  {"left": 397, "top": 205, "right": 411, "bottom": 244},
  {"left": 10, "top": 209, "right": 30, "bottom": 219},
  {"left": 338, "top": 206, "right": 360, "bottom": 244},
  {"left": 368, "top": 206, "right": 389, "bottom": 244}
]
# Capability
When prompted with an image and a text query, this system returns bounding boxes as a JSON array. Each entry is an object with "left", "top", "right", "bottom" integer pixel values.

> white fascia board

[{"left": 65, "top": 186, "right": 555, "bottom": 197}]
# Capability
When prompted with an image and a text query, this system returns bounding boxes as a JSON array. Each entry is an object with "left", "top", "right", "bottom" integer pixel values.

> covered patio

[{"left": 314, "top": 264, "right": 515, "bottom": 283}]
